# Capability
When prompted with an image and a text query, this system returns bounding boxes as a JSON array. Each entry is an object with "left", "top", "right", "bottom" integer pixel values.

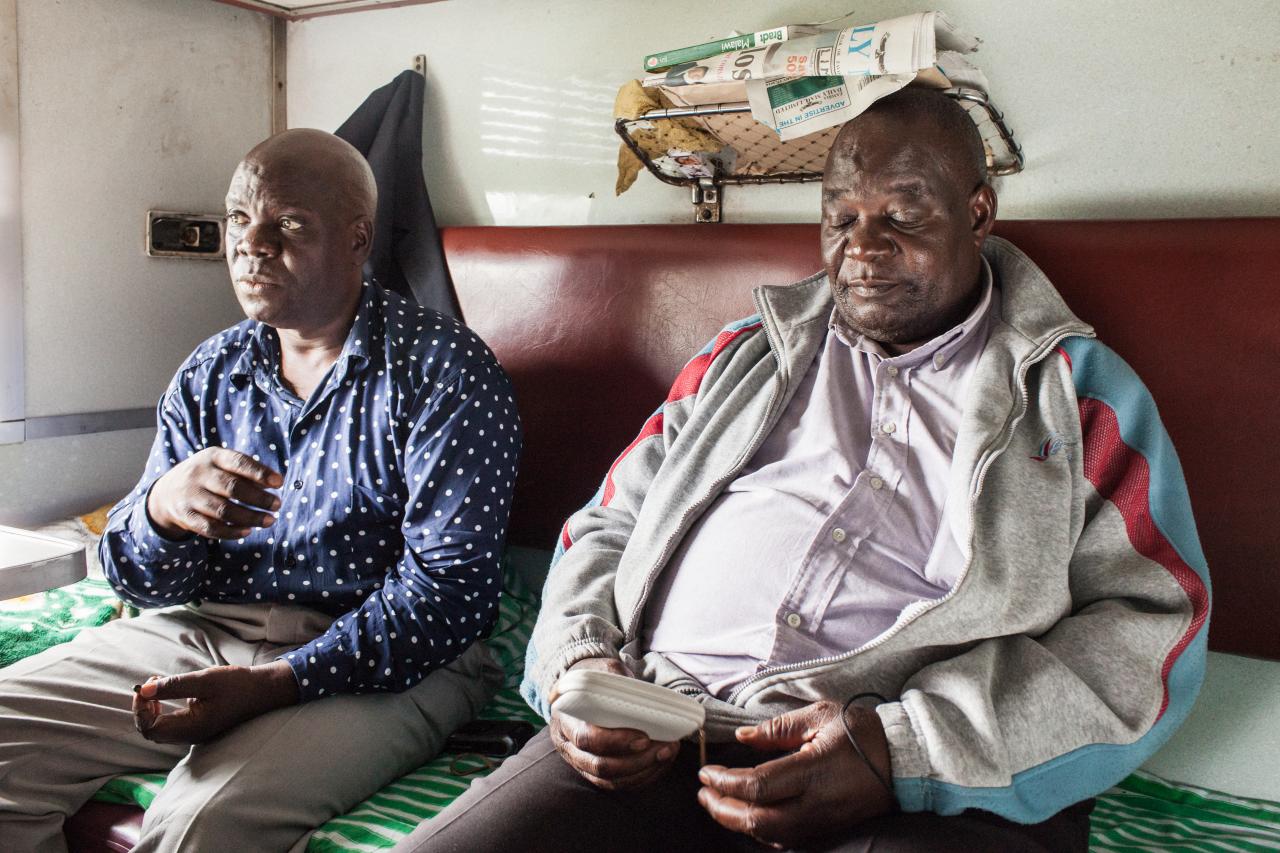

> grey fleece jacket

[{"left": 520, "top": 237, "right": 1210, "bottom": 823}]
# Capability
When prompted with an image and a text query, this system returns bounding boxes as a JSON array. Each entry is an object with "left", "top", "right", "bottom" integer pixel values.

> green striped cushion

[
  {"left": 0, "top": 577, "right": 122, "bottom": 668},
  {"left": 1089, "top": 770, "right": 1280, "bottom": 851}
]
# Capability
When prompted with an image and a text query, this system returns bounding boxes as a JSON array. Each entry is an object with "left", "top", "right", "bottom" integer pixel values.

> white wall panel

[
  {"left": 0, "top": 429, "right": 154, "bottom": 527},
  {"left": 17, "top": 0, "right": 271, "bottom": 418},
  {"left": 0, "top": 0, "right": 272, "bottom": 524},
  {"left": 286, "top": 0, "right": 1280, "bottom": 226}
]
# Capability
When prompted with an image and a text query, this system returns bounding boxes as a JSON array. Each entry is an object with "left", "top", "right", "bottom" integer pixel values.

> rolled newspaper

[{"left": 643, "top": 11, "right": 987, "bottom": 142}]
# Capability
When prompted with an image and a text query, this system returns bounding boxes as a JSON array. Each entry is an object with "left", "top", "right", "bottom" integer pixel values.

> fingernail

[
  {"left": 735, "top": 726, "right": 753, "bottom": 737},
  {"left": 630, "top": 738, "right": 648, "bottom": 752},
  {"left": 262, "top": 515, "right": 275, "bottom": 526},
  {"left": 657, "top": 746, "right": 673, "bottom": 761}
]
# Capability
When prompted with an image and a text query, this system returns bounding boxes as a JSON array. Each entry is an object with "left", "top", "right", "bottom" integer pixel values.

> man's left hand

[
  {"left": 697, "top": 700, "right": 895, "bottom": 849},
  {"left": 132, "top": 660, "right": 301, "bottom": 745}
]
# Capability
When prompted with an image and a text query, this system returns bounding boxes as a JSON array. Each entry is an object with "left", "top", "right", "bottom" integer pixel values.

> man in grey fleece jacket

[{"left": 398, "top": 89, "right": 1209, "bottom": 852}]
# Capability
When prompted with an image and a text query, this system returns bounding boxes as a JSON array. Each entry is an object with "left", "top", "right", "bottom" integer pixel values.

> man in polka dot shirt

[{"left": 0, "top": 129, "right": 521, "bottom": 851}]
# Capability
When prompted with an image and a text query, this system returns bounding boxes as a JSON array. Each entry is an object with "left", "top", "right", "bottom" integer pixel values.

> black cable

[{"left": 841, "top": 692, "right": 894, "bottom": 799}]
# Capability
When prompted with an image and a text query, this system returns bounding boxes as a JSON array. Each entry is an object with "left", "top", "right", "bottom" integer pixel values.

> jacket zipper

[
  {"left": 624, "top": 293, "right": 788, "bottom": 641},
  {"left": 724, "top": 326, "right": 1089, "bottom": 705}
]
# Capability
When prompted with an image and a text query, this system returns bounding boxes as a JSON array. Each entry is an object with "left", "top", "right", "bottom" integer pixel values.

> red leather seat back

[
  {"left": 446, "top": 220, "right": 1280, "bottom": 661},
  {"left": 445, "top": 224, "right": 819, "bottom": 550}
]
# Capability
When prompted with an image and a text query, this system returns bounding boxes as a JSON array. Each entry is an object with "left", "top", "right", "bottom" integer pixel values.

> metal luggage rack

[{"left": 615, "top": 87, "right": 1024, "bottom": 223}]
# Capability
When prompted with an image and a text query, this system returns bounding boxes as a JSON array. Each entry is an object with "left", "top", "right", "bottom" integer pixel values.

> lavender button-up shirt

[{"left": 643, "top": 263, "right": 995, "bottom": 699}]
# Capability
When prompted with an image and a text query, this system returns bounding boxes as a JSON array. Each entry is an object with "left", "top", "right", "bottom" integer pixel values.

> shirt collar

[
  {"left": 228, "top": 282, "right": 377, "bottom": 382},
  {"left": 830, "top": 256, "right": 994, "bottom": 371}
]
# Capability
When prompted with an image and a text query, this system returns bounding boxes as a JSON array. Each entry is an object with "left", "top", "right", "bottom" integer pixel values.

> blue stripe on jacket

[{"left": 895, "top": 337, "right": 1210, "bottom": 821}]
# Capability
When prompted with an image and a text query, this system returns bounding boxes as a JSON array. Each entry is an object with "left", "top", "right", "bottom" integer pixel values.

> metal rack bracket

[{"left": 692, "top": 180, "right": 721, "bottom": 223}]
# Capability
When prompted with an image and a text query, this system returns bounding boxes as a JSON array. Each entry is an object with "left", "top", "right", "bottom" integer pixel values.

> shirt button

[
  {"left": 831, "top": 527, "right": 847, "bottom": 543},
  {"left": 785, "top": 612, "right": 803, "bottom": 629},
  {"left": 870, "top": 476, "right": 885, "bottom": 490},
  {"left": 881, "top": 421, "right": 897, "bottom": 435},
  {"left": 933, "top": 353, "right": 946, "bottom": 369},
  {"left": 885, "top": 365, "right": 899, "bottom": 378},
  {"left": 292, "top": 480, "right": 303, "bottom": 490}
]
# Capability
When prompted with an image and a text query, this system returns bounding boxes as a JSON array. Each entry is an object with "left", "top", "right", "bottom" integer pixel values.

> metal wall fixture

[
  {"left": 615, "top": 87, "right": 1024, "bottom": 223},
  {"left": 145, "top": 211, "right": 225, "bottom": 260}
]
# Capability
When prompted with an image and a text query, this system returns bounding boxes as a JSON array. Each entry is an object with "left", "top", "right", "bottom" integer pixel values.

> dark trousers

[{"left": 394, "top": 729, "right": 1094, "bottom": 853}]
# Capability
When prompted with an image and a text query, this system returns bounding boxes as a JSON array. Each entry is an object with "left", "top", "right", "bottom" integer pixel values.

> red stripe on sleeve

[
  {"left": 666, "top": 323, "right": 761, "bottom": 404},
  {"left": 1056, "top": 346, "right": 1073, "bottom": 370},
  {"left": 596, "top": 322, "right": 760, "bottom": 512},
  {"left": 600, "top": 412, "right": 665, "bottom": 507},
  {"left": 1077, "top": 398, "right": 1210, "bottom": 718}
]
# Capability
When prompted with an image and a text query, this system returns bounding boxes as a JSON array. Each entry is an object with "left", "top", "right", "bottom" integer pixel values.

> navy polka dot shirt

[{"left": 100, "top": 282, "right": 522, "bottom": 701}]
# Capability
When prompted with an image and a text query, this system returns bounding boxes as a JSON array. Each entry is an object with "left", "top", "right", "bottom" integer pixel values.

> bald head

[
  {"left": 241, "top": 128, "right": 377, "bottom": 221},
  {"left": 827, "top": 88, "right": 987, "bottom": 199}
]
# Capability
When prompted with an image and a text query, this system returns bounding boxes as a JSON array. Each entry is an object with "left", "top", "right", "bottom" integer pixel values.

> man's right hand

[
  {"left": 146, "top": 448, "right": 283, "bottom": 540},
  {"left": 548, "top": 657, "right": 680, "bottom": 791}
]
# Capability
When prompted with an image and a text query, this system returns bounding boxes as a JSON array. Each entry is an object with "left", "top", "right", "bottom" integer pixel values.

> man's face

[
  {"left": 819, "top": 115, "right": 994, "bottom": 352},
  {"left": 224, "top": 159, "right": 362, "bottom": 331}
]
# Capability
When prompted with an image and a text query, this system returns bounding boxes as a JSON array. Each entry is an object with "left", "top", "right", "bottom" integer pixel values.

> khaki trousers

[{"left": 0, "top": 602, "right": 501, "bottom": 853}]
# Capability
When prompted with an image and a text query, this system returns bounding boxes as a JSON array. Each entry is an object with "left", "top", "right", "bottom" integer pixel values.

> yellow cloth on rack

[{"left": 614, "top": 80, "right": 724, "bottom": 195}]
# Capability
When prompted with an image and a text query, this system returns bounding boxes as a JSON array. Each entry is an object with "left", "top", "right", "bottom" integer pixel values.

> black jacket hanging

[{"left": 336, "top": 69, "right": 458, "bottom": 318}]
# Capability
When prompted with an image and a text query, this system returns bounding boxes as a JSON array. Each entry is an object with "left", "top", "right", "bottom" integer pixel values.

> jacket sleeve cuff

[
  {"left": 535, "top": 637, "right": 620, "bottom": 705},
  {"left": 876, "top": 699, "right": 934, "bottom": 812}
]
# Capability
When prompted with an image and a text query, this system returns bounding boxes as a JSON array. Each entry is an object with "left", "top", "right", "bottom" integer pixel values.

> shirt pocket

[
  {"left": 351, "top": 481, "right": 404, "bottom": 525},
  {"left": 320, "top": 482, "right": 406, "bottom": 595}
]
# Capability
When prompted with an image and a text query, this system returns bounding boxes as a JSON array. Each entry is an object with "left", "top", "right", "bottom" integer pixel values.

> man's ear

[
  {"left": 351, "top": 217, "right": 374, "bottom": 267},
  {"left": 969, "top": 183, "right": 998, "bottom": 247}
]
